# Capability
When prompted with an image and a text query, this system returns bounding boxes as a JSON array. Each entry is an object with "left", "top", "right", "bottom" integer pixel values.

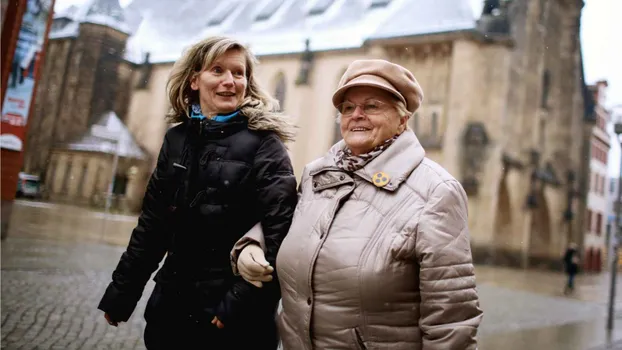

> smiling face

[
  {"left": 190, "top": 49, "right": 247, "bottom": 116},
  {"left": 339, "top": 86, "right": 408, "bottom": 155}
]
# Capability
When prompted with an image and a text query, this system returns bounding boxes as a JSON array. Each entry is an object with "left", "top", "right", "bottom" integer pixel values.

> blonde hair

[{"left": 165, "top": 36, "right": 295, "bottom": 142}]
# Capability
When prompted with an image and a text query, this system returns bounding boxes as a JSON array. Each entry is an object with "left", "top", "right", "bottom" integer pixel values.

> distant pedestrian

[{"left": 563, "top": 242, "right": 580, "bottom": 295}]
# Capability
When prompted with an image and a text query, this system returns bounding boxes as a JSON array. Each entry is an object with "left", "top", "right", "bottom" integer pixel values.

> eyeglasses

[{"left": 336, "top": 99, "right": 392, "bottom": 117}]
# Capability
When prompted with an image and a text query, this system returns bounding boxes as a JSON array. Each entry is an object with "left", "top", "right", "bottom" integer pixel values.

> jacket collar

[{"left": 309, "top": 130, "right": 426, "bottom": 191}]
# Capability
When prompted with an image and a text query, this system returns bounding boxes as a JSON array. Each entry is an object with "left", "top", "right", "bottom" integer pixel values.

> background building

[
  {"left": 25, "top": 0, "right": 594, "bottom": 269},
  {"left": 584, "top": 80, "right": 610, "bottom": 272}
]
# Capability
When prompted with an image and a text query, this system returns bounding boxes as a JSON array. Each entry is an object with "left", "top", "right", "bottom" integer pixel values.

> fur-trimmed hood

[
  {"left": 241, "top": 104, "right": 297, "bottom": 144},
  {"left": 168, "top": 103, "right": 297, "bottom": 144}
]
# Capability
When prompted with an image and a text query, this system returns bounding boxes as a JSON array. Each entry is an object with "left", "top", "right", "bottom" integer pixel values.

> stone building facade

[
  {"left": 583, "top": 80, "right": 611, "bottom": 272},
  {"left": 26, "top": 0, "right": 594, "bottom": 269}
]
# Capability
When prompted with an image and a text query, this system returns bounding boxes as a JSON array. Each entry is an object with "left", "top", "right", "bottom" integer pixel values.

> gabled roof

[
  {"left": 49, "top": 0, "right": 491, "bottom": 63},
  {"left": 122, "top": 0, "right": 485, "bottom": 63},
  {"left": 59, "top": 111, "right": 146, "bottom": 160}
]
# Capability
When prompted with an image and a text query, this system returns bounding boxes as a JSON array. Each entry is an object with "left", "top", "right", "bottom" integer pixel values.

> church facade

[{"left": 24, "top": 0, "right": 594, "bottom": 269}]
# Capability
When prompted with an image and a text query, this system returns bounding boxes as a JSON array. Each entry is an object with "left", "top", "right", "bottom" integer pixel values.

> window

[
  {"left": 47, "top": 160, "right": 57, "bottom": 193},
  {"left": 369, "top": 0, "right": 391, "bottom": 9},
  {"left": 333, "top": 118, "right": 342, "bottom": 144},
  {"left": 62, "top": 158, "right": 73, "bottom": 194},
  {"left": 274, "top": 73, "right": 286, "bottom": 112},
  {"left": 308, "top": 0, "right": 335, "bottom": 16},
  {"left": 541, "top": 70, "right": 550, "bottom": 108},
  {"left": 596, "top": 213, "right": 602, "bottom": 235},
  {"left": 412, "top": 112, "right": 419, "bottom": 132},
  {"left": 76, "top": 164, "right": 88, "bottom": 198},
  {"left": 539, "top": 0, "right": 548, "bottom": 23},
  {"left": 256, "top": 0, "right": 285, "bottom": 21},
  {"left": 611, "top": 178, "right": 617, "bottom": 194},
  {"left": 113, "top": 175, "right": 128, "bottom": 195},
  {"left": 431, "top": 112, "right": 438, "bottom": 137},
  {"left": 586, "top": 209, "right": 592, "bottom": 232},
  {"left": 207, "top": 2, "right": 238, "bottom": 26}
]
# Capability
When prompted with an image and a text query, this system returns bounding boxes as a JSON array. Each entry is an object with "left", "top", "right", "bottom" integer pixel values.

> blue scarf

[{"left": 191, "top": 103, "right": 240, "bottom": 122}]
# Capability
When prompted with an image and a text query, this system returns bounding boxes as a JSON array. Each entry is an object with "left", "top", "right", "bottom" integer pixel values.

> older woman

[
  {"left": 97, "top": 36, "right": 298, "bottom": 349},
  {"left": 238, "top": 59, "right": 483, "bottom": 349}
]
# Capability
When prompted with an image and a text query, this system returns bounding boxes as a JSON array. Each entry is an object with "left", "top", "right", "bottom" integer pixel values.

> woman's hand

[
  {"left": 104, "top": 313, "right": 118, "bottom": 327},
  {"left": 211, "top": 316, "right": 225, "bottom": 329},
  {"left": 237, "top": 244, "right": 273, "bottom": 288}
]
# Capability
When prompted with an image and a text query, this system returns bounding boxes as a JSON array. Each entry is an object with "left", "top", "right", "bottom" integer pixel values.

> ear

[
  {"left": 397, "top": 114, "right": 409, "bottom": 133},
  {"left": 190, "top": 73, "right": 199, "bottom": 91}
]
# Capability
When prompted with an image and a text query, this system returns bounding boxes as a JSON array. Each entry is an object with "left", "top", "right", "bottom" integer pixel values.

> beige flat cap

[{"left": 332, "top": 59, "right": 424, "bottom": 114}]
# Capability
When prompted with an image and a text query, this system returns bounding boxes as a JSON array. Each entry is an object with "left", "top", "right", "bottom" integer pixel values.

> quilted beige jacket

[{"left": 275, "top": 130, "right": 483, "bottom": 350}]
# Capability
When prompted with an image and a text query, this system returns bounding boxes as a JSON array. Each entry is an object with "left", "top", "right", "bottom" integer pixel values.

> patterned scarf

[
  {"left": 190, "top": 103, "right": 240, "bottom": 122},
  {"left": 335, "top": 135, "right": 398, "bottom": 172}
]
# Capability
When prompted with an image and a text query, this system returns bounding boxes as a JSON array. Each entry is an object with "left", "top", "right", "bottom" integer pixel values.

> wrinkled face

[
  {"left": 339, "top": 86, "right": 408, "bottom": 155},
  {"left": 191, "top": 49, "right": 247, "bottom": 116}
]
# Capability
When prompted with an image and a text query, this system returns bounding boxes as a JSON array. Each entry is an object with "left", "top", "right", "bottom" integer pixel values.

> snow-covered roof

[
  {"left": 121, "top": 0, "right": 483, "bottom": 64},
  {"left": 59, "top": 111, "right": 146, "bottom": 160},
  {"left": 50, "top": 0, "right": 130, "bottom": 40},
  {"left": 50, "top": 0, "right": 487, "bottom": 63}
]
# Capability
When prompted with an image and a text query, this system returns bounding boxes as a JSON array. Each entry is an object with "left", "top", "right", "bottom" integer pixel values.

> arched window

[
  {"left": 541, "top": 70, "right": 550, "bottom": 108},
  {"left": 431, "top": 112, "right": 438, "bottom": 137},
  {"left": 77, "top": 163, "right": 89, "bottom": 198},
  {"left": 274, "top": 72, "right": 286, "bottom": 112},
  {"left": 412, "top": 112, "right": 419, "bottom": 132},
  {"left": 332, "top": 68, "right": 348, "bottom": 144},
  {"left": 47, "top": 159, "right": 57, "bottom": 193},
  {"left": 62, "top": 157, "right": 73, "bottom": 194}
]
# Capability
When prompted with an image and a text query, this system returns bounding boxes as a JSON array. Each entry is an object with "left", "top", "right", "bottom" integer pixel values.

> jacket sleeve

[
  {"left": 97, "top": 133, "right": 173, "bottom": 322},
  {"left": 216, "top": 133, "right": 297, "bottom": 325},
  {"left": 416, "top": 180, "right": 483, "bottom": 350}
]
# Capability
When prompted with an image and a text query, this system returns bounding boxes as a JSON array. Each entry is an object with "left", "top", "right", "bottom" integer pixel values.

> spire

[
  {"left": 86, "top": 0, "right": 125, "bottom": 23},
  {"left": 82, "top": 0, "right": 130, "bottom": 35}
]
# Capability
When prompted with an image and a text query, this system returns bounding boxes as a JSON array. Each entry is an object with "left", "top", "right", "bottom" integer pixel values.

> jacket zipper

[
  {"left": 305, "top": 181, "right": 355, "bottom": 345},
  {"left": 354, "top": 328, "right": 367, "bottom": 350}
]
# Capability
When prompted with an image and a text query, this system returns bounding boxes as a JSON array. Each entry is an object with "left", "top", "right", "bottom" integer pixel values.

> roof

[
  {"left": 369, "top": 0, "right": 477, "bottom": 40},
  {"left": 58, "top": 111, "right": 146, "bottom": 160},
  {"left": 121, "top": 0, "right": 484, "bottom": 64},
  {"left": 49, "top": 0, "right": 489, "bottom": 63},
  {"left": 50, "top": 0, "right": 130, "bottom": 40}
]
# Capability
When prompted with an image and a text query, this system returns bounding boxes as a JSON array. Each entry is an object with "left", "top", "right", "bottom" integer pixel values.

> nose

[
  {"left": 221, "top": 71, "right": 234, "bottom": 86},
  {"left": 351, "top": 105, "right": 365, "bottom": 119}
]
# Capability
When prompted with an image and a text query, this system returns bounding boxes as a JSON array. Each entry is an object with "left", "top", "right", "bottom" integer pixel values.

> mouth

[
  {"left": 350, "top": 127, "right": 371, "bottom": 132},
  {"left": 216, "top": 92, "right": 236, "bottom": 97}
]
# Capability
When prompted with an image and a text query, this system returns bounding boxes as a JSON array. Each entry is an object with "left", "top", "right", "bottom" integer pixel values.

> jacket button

[
  {"left": 307, "top": 297, "right": 312, "bottom": 305},
  {"left": 313, "top": 182, "right": 318, "bottom": 188}
]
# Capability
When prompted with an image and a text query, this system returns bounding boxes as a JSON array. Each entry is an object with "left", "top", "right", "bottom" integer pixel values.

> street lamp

[
  {"left": 92, "top": 125, "right": 121, "bottom": 242},
  {"left": 607, "top": 120, "right": 622, "bottom": 333}
]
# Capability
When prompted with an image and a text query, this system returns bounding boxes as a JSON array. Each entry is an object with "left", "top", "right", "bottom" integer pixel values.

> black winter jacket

[{"left": 98, "top": 113, "right": 297, "bottom": 331}]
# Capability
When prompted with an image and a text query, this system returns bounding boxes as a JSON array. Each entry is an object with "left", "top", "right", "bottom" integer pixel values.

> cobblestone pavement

[
  {"left": 3, "top": 201, "right": 622, "bottom": 349},
  {"left": 1, "top": 238, "right": 151, "bottom": 350},
  {"left": 2, "top": 236, "right": 621, "bottom": 350}
]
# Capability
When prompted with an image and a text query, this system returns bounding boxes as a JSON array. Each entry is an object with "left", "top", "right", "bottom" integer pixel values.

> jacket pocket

[{"left": 350, "top": 327, "right": 367, "bottom": 350}]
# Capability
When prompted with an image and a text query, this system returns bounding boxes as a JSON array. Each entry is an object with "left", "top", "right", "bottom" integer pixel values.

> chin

[
  {"left": 345, "top": 140, "right": 372, "bottom": 153},
  {"left": 216, "top": 105, "right": 237, "bottom": 114}
]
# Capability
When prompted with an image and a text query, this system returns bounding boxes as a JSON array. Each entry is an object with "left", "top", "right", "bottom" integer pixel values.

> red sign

[{"left": 1, "top": 0, "right": 51, "bottom": 151}]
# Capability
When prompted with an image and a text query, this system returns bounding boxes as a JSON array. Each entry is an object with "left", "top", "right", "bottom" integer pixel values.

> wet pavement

[{"left": 3, "top": 200, "right": 622, "bottom": 349}]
